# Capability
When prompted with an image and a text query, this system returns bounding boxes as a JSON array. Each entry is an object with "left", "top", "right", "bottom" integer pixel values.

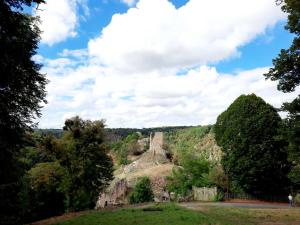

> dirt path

[{"left": 179, "top": 201, "right": 294, "bottom": 210}]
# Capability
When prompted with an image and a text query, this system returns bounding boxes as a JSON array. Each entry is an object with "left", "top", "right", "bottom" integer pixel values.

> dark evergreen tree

[
  {"left": 214, "top": 94, "right": 289, "bottom": 195},
  {"left": 0, "top": 1, "right": 46, "bottom": 224}
]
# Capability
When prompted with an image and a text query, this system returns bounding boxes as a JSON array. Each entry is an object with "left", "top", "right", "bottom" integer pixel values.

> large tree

[
  {"left": 214, "top": 94, "right": 289, "bottom": 195},
  {"left": 264, "top": 0, "right": 300, "bottom": 192},
  {"left": 20, "top": 117, "right": 114, "bottom": 222},
  {"left": 0, "top": 1, "right": 46, "bottom": 224},
  {"left": 61, "top": 117, "right": 114, "bottom": 211}
]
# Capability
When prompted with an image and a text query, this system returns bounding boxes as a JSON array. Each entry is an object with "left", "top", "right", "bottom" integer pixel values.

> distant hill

[
  {"left": 105, "top": 126, "right": 197, "bottom": 139},
  {"left": 36, "top": 125, "right": 197, "bottom": 140},
  {"left": 35, "top": 129, "right": 63, "bottom": 138}
]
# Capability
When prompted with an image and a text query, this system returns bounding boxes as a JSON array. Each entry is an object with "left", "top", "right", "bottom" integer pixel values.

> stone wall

[
  {"left": 192, "top": 186, "right": 217, "bottom": 201},
  {"left": 96, "top": 178, "right": 128, "bottom": 208}
]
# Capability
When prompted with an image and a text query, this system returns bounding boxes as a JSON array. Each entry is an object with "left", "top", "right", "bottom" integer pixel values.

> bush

[
  {"left": 129, "top": 177, "right": 154, "bottom": 204},
  {"left": 214, "top": 191, "right": 224, "bottom": 202},
  {"left": 167, "top": 156, "right": 212, "bottom": 198}
]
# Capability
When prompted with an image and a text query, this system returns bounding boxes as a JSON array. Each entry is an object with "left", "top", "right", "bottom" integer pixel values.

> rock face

[
  {"left": 96, "top": 132, "right": 173, "bottom": 209},
  {"left": 96, "top": 178, "right": 128, "bottom": 208}
]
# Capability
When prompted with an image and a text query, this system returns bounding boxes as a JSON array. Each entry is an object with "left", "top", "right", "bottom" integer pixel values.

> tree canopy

[
  {"left": 20, "top": 117, "right": 114, "bottom": 222},
  {"left": 265, "top": 0, "right": 300, "bottom": 94},
  {"left": 0, "top": 1, "right": 46, "bottom": 224},
  {"left": 214, "top": 94, "right": 289, "bottom": 195},
  {"left": 264, "top": 0, "right": 300, "bottom": 193}
]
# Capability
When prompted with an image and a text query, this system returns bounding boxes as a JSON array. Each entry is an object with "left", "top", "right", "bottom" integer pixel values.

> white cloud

[
  {"left": 37, "top": 58, "right": 299, "bottom": 128},
  {"left": 36, "top": 0, "right": 89, "bottom": 45},
  {"left": 35, "top": 0, "right": 293, "bottom": 128},
  {"left": 88, "top": 0, "right": 285, "bottom": 73}
]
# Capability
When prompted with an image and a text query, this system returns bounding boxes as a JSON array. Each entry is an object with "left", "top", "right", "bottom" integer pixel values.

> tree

[
  {"left": 19, "top": 117, "right": 114, "bottom": 221},
  {"left": 214, "top": 94, "right": 289, "bottom": 195},
  {"left": 22, "top": 162, "right": 67, "bottom": 222},
  {"left": 0, "top": 1, "right": 46, "bottom": 224},
  {"left": 61, "top": 116, "right": 114, "bottom": 211},
  {"left": 264, "top": 0, "right": 299, "bottom": 94},
  {"left": 264, "top": 0, "right": 300, "bottom": 193}
]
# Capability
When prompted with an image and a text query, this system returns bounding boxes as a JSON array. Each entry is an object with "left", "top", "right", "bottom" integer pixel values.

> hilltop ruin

[{"left": 96, "top": 132, "right": 174, "bottom": 208}]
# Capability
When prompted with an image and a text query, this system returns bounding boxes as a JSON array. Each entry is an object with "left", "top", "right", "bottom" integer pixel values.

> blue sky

[{"left": 34, "top": 0, "right": 298, "bottom": 128}]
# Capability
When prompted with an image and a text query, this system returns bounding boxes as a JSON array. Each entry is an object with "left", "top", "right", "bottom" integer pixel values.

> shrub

[
  {"left": 129, "top": 177, "right": 154, "bottom": 204},
  {"left": 167, "top": 156, "right": 211, "bottom": 197},
  {"left": 213, "top": 191, "right": 225, "bottom": 202}
]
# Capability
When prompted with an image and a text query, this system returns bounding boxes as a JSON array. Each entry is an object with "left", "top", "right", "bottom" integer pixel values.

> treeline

[
  {"left": 106, "top": 125, "right": 196, "bottom": 138},
  {"left": 38, "top": 126, "right": 197, "bottom": 140}
]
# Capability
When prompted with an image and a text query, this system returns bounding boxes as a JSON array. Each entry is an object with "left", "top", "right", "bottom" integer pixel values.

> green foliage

[
  {"left": 265, "top": 0, "right": 300, "bottom": 192},
  {"left": 28, "top": 162, "right": 66, "bottom": 191},
  {"left": 282, "top": 105, "right": 300, "bottom": 192},
  {"left": 0, "top": 1, "right": 46, "bottom": 224},
  {"left": 207, "top": 165, "right": 228, "bottom": 192},
  {"left": 111, "top": 133, "right": 141, "bottom": 165},
  {"left": 59, "top": 117, "right": 114, "bottom": 210},
  {"left": 129, "top": 177, "right": 154, "bottom": 204},
  {"left": 213, "top": 191, "right": 225, "bottom": 202},
  {"left": 265, "top": 0, "right": 300, "bottom": 93},
  {"left": 19, "top": 117, "right": 114, "bottom": 222},
  {"left": 167, "top": 156, "right": 211, "bottom": 197},
  {"left": 288, "top": 164, "right": 300, "bottom": 192},
  {"left": 21, "top": 162, "right": 67, "bottom": 222},
  {"left": 214, "top": 94, "right": 289, "bottom": 195}
]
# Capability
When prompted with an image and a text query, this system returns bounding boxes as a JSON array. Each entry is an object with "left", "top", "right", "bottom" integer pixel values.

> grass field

[{"left": 49, "top": 203, "right": 300, "bottom": 225}]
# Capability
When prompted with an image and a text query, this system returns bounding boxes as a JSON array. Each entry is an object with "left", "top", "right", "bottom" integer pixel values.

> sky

[{"left": 33, "top": 0, "right": 299, "bottom": 128}]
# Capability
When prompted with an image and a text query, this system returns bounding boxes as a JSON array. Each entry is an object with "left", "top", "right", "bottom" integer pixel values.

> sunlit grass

[{"left": 53, "top": 203, "right": 300, "bottom": 225}]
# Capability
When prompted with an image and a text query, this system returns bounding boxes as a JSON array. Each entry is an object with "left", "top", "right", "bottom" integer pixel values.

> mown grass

[{"left": 52, "top": 203, "right": 300, "bottom": 225}]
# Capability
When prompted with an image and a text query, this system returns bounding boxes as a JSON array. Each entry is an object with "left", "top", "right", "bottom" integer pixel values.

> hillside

[
  {"left": 165, "top": 125, "right": 222, "bottom": 164},
  {"left": 96, "top": 126, "right": 222, "bottom": 208}
]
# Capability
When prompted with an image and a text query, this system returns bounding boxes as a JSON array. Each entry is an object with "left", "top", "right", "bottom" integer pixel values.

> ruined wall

[
  {"left": 96, "top": 132, "right": 173, "bottom": 208},
  {"left": 96, "top": 178, "right": 128, "bottom": 208},
  {"left": 147, "top": 132, "right": 168, "bottom": 163}
]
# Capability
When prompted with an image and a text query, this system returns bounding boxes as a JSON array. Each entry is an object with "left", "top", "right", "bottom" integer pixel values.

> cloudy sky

[{"left": 34, "top": 0, "right": 298, "bottom": 128}]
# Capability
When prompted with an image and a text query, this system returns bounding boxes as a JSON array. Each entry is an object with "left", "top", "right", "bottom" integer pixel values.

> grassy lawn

[{"left": 52, "top": 203, "right": 300, "bottom": 225}]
